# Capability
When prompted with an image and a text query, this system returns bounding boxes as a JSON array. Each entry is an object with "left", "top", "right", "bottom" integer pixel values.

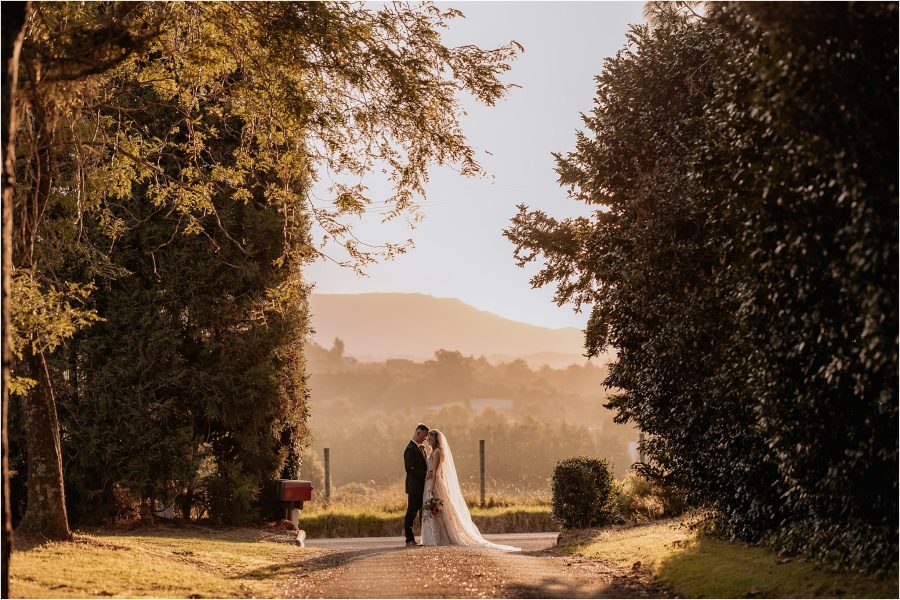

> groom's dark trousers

[{"left": 404, "top": 440, "right": 427, "bottom": 543}]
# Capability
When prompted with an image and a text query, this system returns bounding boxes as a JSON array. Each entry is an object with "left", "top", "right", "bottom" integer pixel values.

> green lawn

[
  {"left": 10, "top": 527, "right": 313, "bottom": 598},
  {"left": 558, "top": 518, "right": 898, "bottom": 598}
]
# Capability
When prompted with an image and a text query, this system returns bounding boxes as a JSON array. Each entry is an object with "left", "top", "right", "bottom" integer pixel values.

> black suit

[{"left": 403, "top": 440, "right": 427, "bottom": 542}]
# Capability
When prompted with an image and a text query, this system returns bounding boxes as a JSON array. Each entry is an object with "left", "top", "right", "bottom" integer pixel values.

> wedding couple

[{"left": 403, "top": 423, "right": 519, "bottom": 551}]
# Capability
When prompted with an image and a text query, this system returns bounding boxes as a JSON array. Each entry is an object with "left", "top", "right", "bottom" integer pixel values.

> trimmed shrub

[{"left": 551, "top": 456, "right": 618, "bottom": 529}]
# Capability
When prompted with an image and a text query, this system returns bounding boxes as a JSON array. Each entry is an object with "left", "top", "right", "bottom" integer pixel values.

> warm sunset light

[{"left": 2, "top": 2, "right": 896, "bottom": 599}]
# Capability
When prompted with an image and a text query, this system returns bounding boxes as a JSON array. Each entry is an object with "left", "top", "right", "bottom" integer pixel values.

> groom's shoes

[{"left": 405, "top": 540, "right": 422, "bottom": 547}]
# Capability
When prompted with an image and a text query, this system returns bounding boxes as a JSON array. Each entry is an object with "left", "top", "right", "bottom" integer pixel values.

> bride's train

[{"left": 421, "top": 430, "right": 520, "bottom": 551}]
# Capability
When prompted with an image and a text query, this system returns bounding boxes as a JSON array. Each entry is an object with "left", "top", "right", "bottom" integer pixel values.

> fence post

[
  {"left": 479, "top": 439, "right": 485, "bottom": 507},
  {"left": 324, "top": 447, "right": 331, "bottom": 505},
  {"left": 638, "top": 432, "right": 645, "bottom": 464}
]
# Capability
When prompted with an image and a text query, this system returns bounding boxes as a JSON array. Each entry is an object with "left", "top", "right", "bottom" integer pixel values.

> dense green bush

[
  {"left": 507, "top": 2, "right": 897, "bottom": 571},
  {"left": 50, "top": 174, "right": 311, "bottom": 526},
  {"left": 204, "top": 461, "right": 260, "bottom": 526},
  {"left": 551, "top": 457, "right": 618, "bottom": 529},
  {"left": 41, "top": 73, "right": 312, "bottom": 526},
  {"left": 707, "top": 4, "right": 898, "bottom": 570}
]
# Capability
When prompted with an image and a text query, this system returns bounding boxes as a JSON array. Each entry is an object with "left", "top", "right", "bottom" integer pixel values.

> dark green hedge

[{"left": 507, "top": 2, "right": 897, "bottom": 571}]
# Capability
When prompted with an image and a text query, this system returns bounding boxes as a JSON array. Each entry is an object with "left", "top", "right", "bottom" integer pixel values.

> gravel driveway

[{"left": 282, "top": 533, "right": 670, "bottom": 598}]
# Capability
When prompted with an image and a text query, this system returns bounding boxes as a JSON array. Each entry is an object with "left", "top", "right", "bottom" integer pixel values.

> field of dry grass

[
  {"left": 298, "top": 503, "right": 554, "bottom": 538},
  {"left": 297, "top": 490, "right": 554, "bottom": 538}
]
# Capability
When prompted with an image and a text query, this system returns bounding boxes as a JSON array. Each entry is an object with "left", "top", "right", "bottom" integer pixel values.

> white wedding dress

[{"left": 421, "top": 431, "right": 520, "bottom": 551}]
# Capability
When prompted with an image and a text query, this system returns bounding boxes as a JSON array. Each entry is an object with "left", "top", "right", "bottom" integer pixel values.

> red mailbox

[
  {"left": 268, "top": 479, "right": 314, "bottom": 525},
  {"left": 278, "top": 480, "right": 313, "bottom": 502}
]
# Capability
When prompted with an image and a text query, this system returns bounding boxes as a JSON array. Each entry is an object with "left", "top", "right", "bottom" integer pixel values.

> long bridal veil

[{"left": 436, "top": 431, "right": 520, "bottom": 551}]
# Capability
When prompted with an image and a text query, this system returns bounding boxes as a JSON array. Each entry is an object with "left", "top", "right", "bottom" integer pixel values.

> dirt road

[{"left": 282, "top": 533, "right": 670, "bottom": 598}]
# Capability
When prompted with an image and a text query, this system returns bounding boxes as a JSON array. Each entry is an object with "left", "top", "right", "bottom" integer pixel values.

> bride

[{"left": 421, "top": 429, "right": 520, "bottom": 551}]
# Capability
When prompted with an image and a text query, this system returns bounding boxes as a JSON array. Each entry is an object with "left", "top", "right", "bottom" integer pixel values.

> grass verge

[
  {"left": 557, "top": 518, "right": 898, "bottom": 598},
  {"left": 297, "top": 504, "right": 554, "bottom": 538},
  {"left": 10, "top": 527, "right": 313, "bottom": 598}
]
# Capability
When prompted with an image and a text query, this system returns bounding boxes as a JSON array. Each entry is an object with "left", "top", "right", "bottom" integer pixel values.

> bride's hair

[{"left": 427, "top": 429, "right": 442, "bottom": 449}]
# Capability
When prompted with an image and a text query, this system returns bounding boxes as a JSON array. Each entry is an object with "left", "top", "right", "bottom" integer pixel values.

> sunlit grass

[
  {"left": 298, "top": 491, "right": 554, "bottom": 537},
  {"left": 298, "top": 504, "right": 554, "bottom": 538},
  {"left": 558, "top": 518, "right": 898, "bottom": 598},
  {"left": 10, "top": 528, "right": 313, "bottom": 599},
  {"left": 317, "top": 482, "right": 550, "bottom": 511}
]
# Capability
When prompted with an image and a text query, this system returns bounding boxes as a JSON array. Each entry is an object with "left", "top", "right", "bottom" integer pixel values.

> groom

[{"left": 403, "top": 423, "right": 429, "bottom": 547}]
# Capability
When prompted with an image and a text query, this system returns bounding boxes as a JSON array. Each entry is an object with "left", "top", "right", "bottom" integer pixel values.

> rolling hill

[{"left": 308, "top": 292, "right": 607, "bottom": 368}]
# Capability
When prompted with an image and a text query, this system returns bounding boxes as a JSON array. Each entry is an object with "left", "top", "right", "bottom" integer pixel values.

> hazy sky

[{"left": 306, "top": 2, "right": 645, "bottom": 330}]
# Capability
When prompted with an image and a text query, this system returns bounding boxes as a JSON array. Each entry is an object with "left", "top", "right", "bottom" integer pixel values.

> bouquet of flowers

[{"left": 423, "top": 496, "right": 443, "bottom": 516}]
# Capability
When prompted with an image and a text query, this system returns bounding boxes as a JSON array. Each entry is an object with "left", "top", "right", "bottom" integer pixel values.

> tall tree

[
  {"left": 10, "top": 2, "right": 160, "bottom": 540},
  {"left": 9, "top": 1, "right": 519, "bottom": 538},
  {"left": 2, "top": 1, "right": 30, "bottom": 591},
  {"left": 506, "top": 1, "right": 897, "bottom": 569}
]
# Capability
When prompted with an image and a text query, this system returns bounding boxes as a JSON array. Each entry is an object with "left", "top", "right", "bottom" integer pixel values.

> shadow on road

[
  {"left": 505, "top": 575, "right": 667, "bottom": 599},
  {"left": 238, "top": 545, "right": 409, "bottom": 581},
  {"left": 505, "top": 577, "right": 596, "bottom": 599}
]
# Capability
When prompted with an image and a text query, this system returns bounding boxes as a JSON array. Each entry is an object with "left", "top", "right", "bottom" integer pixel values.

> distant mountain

[{"left": 308, "top": 293, "right": 608, "bottom": 368}]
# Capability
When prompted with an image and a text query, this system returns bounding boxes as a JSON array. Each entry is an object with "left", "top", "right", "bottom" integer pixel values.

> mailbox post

[{"left": 273, "top": 479, "right": 313, "bottom": 529}]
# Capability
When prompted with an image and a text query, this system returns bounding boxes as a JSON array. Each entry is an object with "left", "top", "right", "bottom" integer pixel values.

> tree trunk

[
  {"left": 13, "top": 55, "right": 72, "bottom": 540},
  {"left": 2, "top": 2, "right": 30, "bottom": 596},
  {"left": 15, "top": 346, "right": 71, "bottom": 540}
]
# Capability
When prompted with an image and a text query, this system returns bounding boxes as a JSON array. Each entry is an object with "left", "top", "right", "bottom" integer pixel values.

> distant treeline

[{"left": 304, "top": 340, "right": 637, "bottom": 491}]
